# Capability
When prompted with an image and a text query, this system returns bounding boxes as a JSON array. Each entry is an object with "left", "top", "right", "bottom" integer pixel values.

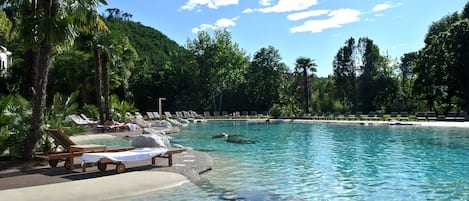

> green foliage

[
  {"left": 243, "top": 46, "right": 287, "bottom": 111},
  {"left": 332, "top": 37, "right": 398, "bottom": 112},
  {"left": 109, "top": 94, "right": 137, "bottom": 122},
  {"left": 186, "top": 29, "right": 250, "bottom": 111},
  {"left": 48, "top": 49, "right": 94, "bottom": 103},
  {"left": 333, "top": 38, "right": 357, "bottom": 109},
  {"left": 414, "top": 8, "right": 469, "bottom": 111},
  {"left": 294, "top": 56, "right": 317, "bottom": 113},
  {"left": 44, "top": 91, "right": 86, "bottom": 136},
  {"left": 268, "top": 104, "right": 282, "bottom": 118},
  {"left": 0, "top": 11, "right": 12, "bottom": 41},
  {"left": 0, "top": 94, "right": 30, "bottom": 158},
  {"left": 105, "top": 17, "right": 195, "bottom": 112},
  {"left": 82, "top": 104, "right": 99, "bottom": 121}
]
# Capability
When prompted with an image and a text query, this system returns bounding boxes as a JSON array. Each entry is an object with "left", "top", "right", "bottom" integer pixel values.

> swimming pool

[{"left": 126, "top": 121, "right": 469, "bottom": 200}]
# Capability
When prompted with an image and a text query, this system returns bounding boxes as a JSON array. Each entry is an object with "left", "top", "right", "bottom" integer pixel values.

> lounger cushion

[{"left": 81, "top": 147, "right": 167, "bottom": 163}]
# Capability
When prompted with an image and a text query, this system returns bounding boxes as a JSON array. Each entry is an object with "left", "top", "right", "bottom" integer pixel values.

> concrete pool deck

[
  {"left": 0, "top": 171, "right": 188, "bottom": 201},
  {"left": 0, "top": 146, "right": 213, "bottom": 200}
]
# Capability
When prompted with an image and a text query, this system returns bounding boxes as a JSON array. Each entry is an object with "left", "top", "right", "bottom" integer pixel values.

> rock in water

[
  {"left": 131, "top": 133, "right": 171, "bottom": 148},
  {"left": 220, "top": 190, "right": 285, "bottom": 200},
  {"left": 226, "top": 135, "right": 255, "bottom": 144},
  {"left": 212, "top": 133, "right": 229, "bottom": 138}
]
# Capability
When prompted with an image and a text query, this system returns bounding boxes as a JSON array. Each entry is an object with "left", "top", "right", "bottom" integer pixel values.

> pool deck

[
  {"left": 2, "top": 118, "right": 469, "bottom": 200},
  {"left": 0, "top": 126, "right": 213, "bottom": 201}
]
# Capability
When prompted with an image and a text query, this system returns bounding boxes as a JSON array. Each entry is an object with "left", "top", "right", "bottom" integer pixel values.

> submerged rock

[
  {"left": 220, "top": 190, "right": 287, "bottom": 200},
  {"left": 212, "top": 133, "right": 229, "bottom": 138},
  {"left": 226, "top": 135, "right": 255, "bottom": 144}
]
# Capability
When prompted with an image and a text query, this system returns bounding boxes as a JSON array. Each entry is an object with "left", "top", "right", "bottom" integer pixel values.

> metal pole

[{"left": 158, "top": 97, "right": 166, "bottom": 120}]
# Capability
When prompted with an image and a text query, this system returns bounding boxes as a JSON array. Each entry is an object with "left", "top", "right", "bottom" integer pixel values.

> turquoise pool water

[{"left": 113, "top": 121, "right": 469, "bottom": 200}]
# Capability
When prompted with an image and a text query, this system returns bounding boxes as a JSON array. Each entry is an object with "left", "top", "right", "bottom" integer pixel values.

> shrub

[{"left": 0, "top": 95, "right": 30, "bottom": 158}]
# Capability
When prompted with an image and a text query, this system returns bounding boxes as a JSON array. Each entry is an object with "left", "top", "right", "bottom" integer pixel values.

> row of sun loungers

[
  {"left": 301, "top": 111, "right": 467, "bottom": 122},
  {"left": 66, "top": 114, "right": 99, "bottom": 127}
]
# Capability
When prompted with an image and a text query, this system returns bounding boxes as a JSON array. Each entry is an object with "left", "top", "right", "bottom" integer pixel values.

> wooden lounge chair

[
  {"left": 399, "top": 112, "right": 409, "bottom": 121},
  {"left": 365, "top": 111, "right": 378, "bottom": 121},
  {"left": 376, "top": 111, "right": 384, "bottom": 121},
  {"left": 445, "top": 111, "right": 458, "bottom": 121},
  {"left": 146, "top": 112, "right": 156, "bottom": 120},
  {"left": 355, "top": 112, "right": 363, "bottom": 120},
  {"left": 66, "top": 114, "right": 97, "bottom": 127},
  {"left": 164, "top": 111, "right": 174, "bottom": 119},
  {"left": 80, "top": 147, "right": 186, "bottom": 173},
  {"left": 416, "top": 112, "right": 426, "bottom": 121},
  {"left": 456, "top": 111, "right": 467, "bottom": 122},
  {"left": 35, "top": 128, "right": 134, "bottom": 170},
  {"left": 333, "top": 112, "right": 341, "bottom": 120},
  {"left": 152, "top": 112, "right": 161, "bottom": 119},
  {"left": 343, "top": 112, "right": 354, "bottom": 120},
  {"left": 323, "top": 111, "right": 332, "bottom": 120},
  {"left": 388, "top": 112, "right": 398, "bottom": 121},
  {"left": 426, "top": 111, "right": 438, "bottom": 121}
]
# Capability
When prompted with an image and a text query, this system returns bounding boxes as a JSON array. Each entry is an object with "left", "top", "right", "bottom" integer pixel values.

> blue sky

[{"left": 102, "top": 0, "right": 467, "bottom": 77}]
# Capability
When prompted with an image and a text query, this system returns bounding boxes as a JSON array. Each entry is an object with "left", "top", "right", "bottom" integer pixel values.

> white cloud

[
  {"left": 248, "top": 0, "right": 318, "bottom": 13},
  {"left": 375, "top": 13, "right": 385, "bottom": 17},
  {"left": 215, "top": 16, "right": 239, "bottom": 27},
  {"left": 372, "top": 1, "right": 402, "bottom": 12},
  {"left": 287, "top": 9, "right": 329, "bottom": 21},
  {"left": 373, "top": 2, "right": 392, "bottom": 12},
  {"left": 181, "top": 0, "right": 239, "bottom": 11},
  {"left": 192, "top": 17, "right": 240, "bottom": 33},
  {"left": 290, "top": 8, "right": 360, "bottom": 33},
  {"left": 259, "top": 0, "right": 272, "bottom": 6},
  {"left": 242, "top": 8, "right": 254, "bottom": 13}
]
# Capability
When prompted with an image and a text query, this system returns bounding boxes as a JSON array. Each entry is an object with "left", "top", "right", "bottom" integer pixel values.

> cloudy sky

[{"left": 102, "top": 0, "right": 467, "bottom": 77}]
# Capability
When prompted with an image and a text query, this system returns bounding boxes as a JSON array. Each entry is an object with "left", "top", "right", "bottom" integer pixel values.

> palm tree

[
  {"left": 2, "top": 0, "right": 107, "bottom": 160},
  {"left": 295, "top": 57, "right": 317, "bottom": 113}
]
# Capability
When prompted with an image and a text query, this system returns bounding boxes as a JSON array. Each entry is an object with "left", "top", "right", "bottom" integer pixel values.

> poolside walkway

[
  {"left": 0, "top": 148, "right": 213, "bottom": 200},
  {"left": 0, "top": 171, "right": 187, "bottom": 201}
]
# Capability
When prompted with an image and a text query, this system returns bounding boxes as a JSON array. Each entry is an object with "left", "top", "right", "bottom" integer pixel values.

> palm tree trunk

[
  {"left": 93, "top": 48, "right": 104, "bottom": 122},
  {"left": 21, "top": 49, "right": 36, "bottom": 100},
  {"left": 24, "top": 42, "right": 52, "bottom": 160},
  {"left": 24, "top": 0, "right": 58, "bottom": 160},
  {"left": 101, "top": 52, "right": 110, "bottom": 120}
]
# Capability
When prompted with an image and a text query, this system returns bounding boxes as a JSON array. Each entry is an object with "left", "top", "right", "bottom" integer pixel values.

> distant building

[{"left": 0, "top": 45, "right": 12, "bottom": 77}]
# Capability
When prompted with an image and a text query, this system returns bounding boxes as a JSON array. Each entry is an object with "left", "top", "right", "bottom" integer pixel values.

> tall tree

[
  {"left": 2, "top": 0, "right": 106, "bottom": 160},
  {"left": 333, "top": 37, "right": 395, "bottom": 112},
  {"left": 398, "top": 52, "right": 417, "bottom": 110},
  {"left": 245, "top": 46, "right": 287, "bottom": 111},
  {"left": 186, "top": 29, "right": 249, "bottom": 112},
  {"left": 414, "top": 12, "right": 461, "bottom": 111},
  {"left": 357, "top": 37, "right": 381, "bottom": 112},
  {"left": 294, "top": 57, "right": 317, "bottom": 113},
  {"left": 333, "top": 38, "right": 357, "bottom": 110}
]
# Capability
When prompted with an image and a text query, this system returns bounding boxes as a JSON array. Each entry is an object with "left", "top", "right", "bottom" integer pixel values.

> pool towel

[{"left": 81, "top": 147, "right": 167, "bottom": 163}]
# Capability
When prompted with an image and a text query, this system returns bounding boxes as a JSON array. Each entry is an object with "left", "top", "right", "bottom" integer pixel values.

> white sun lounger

[{"left": 81, "top": 147, "right": 167, "bottom": 173}]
